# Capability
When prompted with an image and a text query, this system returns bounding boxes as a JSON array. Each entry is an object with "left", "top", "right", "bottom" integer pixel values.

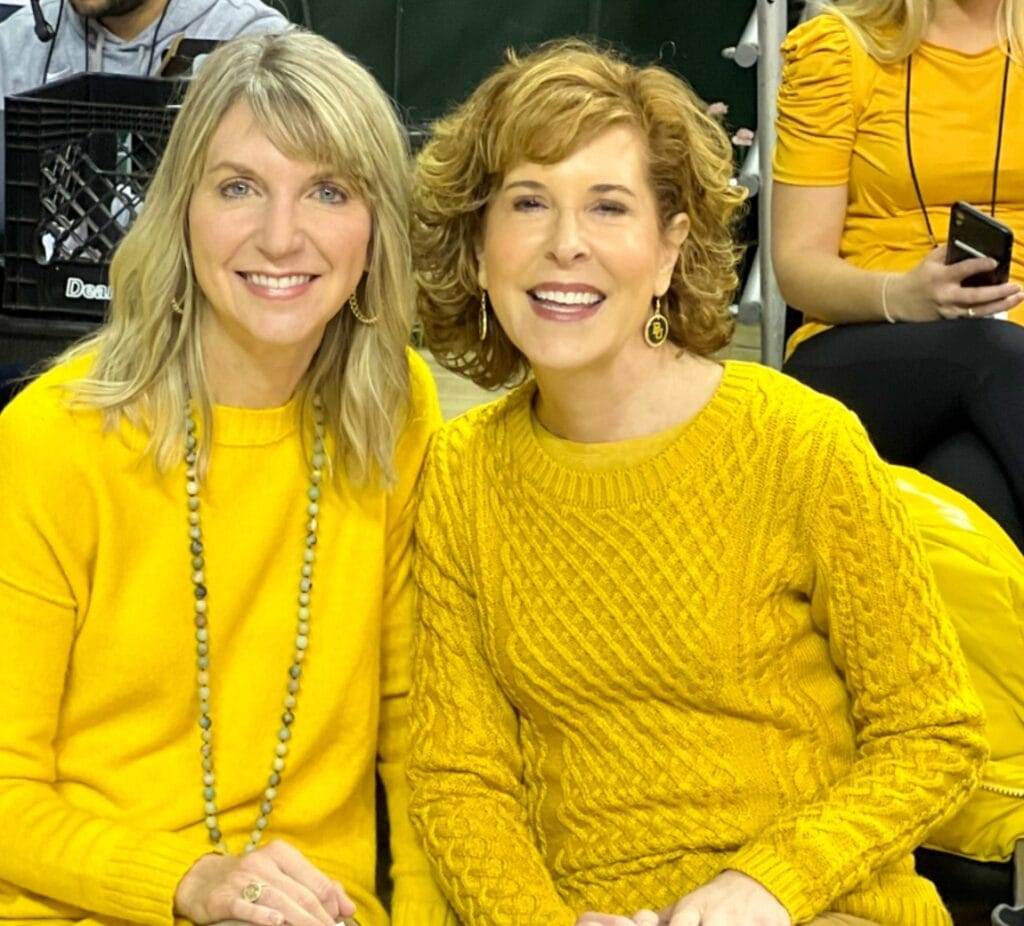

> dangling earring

[
  {"left": 349, "top": 291, "right": 378, "bottom": 325},
  {"left": 644, "top": 296, "right": 669, "bottom": 348},
  {"left": 171, "top": 297, "right": 184, "bottom": 315},
  {"left": 479, "top": 290, "right": 489, "bottom": 341}
]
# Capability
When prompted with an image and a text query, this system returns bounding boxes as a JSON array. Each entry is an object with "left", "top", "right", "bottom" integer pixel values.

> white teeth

[
  {"left": 533, "top": 289, "right": 602, "bottom": 306},
  {"left": 245, "top": 273, "right": 313, "bottom": 290}
]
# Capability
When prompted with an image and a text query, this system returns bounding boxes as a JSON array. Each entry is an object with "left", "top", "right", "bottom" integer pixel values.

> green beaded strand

[{"left": 185, "top": 396, "right": 326, "bottom": 853}]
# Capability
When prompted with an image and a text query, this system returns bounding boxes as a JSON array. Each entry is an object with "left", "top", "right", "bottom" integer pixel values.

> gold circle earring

[
  {"left": 479, "top": 290, "right": 489, "bottom": 341},
  {"left": 349, "top": 291, "right": 378, "bottom": 325},
  {"left": 644, "top": 296, "right": 669, "bottom": 348}
]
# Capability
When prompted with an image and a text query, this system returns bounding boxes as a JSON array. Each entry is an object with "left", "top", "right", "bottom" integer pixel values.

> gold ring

[{"left": 242, "top": 880, "right": 266, "bottom": 903}]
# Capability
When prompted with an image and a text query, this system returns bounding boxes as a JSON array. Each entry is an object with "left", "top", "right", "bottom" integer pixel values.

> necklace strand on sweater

[{"left": 185, "top": 395, "right": 325, "bottom": 852}]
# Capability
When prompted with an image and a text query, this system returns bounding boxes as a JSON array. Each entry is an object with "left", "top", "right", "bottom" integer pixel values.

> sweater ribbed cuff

[
  {"left": 725, "top": 842, "right": 817, "bottom": 924},
  {"left": 101, "top": 835, "right": 206, "bottom": 926}
]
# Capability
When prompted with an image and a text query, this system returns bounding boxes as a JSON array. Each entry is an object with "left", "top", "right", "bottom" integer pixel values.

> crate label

[{"left": 65, "top": 277, "right": 112, "bottom": 301}]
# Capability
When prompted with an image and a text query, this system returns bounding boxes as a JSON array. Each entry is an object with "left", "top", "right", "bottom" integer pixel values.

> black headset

[
  {"left": 32, "top": 0, "right": 173, "bottom": 83},
  {"left": 30, "top": 0, "right": 55, "bottom": 41}
]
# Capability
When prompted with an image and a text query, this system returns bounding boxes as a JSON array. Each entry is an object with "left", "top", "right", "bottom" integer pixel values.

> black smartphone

[{"left": 945, "top": 200, "right": 1014, "bottom": 287}]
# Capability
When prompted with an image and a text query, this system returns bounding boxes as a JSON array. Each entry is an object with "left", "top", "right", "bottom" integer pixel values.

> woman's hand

[
  {"left": 889, "top": 245, "right": 1023, "bottom": 321},
  {"left": 626, "top": 870, "right": 791, "bottom": 926},
  {"left": 174, "top": 840, "right": 357, "bottom": 926}
]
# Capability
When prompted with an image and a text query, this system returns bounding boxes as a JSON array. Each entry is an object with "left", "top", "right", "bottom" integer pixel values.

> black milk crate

[{"left": 3, "top": 73, "right": 182, "bottom": 323}]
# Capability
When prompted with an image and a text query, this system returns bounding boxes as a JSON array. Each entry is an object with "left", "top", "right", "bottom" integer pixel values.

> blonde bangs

[{"left": 58, "top": 31, "right": 415, "bottom": 488}]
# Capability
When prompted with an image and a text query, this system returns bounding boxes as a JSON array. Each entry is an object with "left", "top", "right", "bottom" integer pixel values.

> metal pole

[
  {"left": 736, "top": 140, "right": 760, "bottom": 197},
  {"left": 756, "top": 0, "right": 788, "bottom": 369},
  {"left": 722, "top": 9, "right": 759, "bottom": 68}
]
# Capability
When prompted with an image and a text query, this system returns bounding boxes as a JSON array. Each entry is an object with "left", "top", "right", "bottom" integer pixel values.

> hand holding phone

[
  {"left": 885, "top": 243, "right": 1022, "bottom": 322},
  {"left": 944, "top": 200, "right": 1013, "bottom": 287}
]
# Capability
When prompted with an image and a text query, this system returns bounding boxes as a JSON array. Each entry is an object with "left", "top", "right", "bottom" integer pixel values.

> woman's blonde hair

[
  {"left": 62, "top": 30, "right": 415, "bottom": 485},
  {"left": 414, "top": 39, "right": 746, "bottom": 390},
  {"left": 821, "top": 0, "right": 1023, "bottom": 61}
]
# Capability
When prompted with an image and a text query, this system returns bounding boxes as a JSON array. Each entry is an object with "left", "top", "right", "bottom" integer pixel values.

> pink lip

[
  {"left": 527, "top": 282, "right": 605, "bottom": 322},
  {"left": 527, "top": 292, "right": 604, "bottom": 323},
  {"left": 237, "top": 272, "right": 318, "bottom": 301}
]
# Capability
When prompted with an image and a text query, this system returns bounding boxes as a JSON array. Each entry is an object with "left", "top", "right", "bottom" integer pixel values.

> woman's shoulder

[
  {"left": 425, "top": 381, "right": 532, "bottom": 476},
  {"left": 780, "top": 11, "right": 877, "bottom": 86},
  {"left": 726, "top": 360, "right": 863, "bottom": 447},
  {"left": 0, "top": 353, "right": 104, "bottom": 498},
  {"left": 0, "top": 353, "right": 97, "bottom": 440},
  {"left": 783, "top": 10, "right": 855, "bottom": 57}
]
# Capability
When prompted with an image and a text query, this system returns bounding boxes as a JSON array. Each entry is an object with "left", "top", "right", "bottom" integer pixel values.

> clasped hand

[
  {"left": 174, "top": 839, "right": 357, "bottom": 926},
  {"left": 577, "top": 870, "right": 791, "bottom": 926}
]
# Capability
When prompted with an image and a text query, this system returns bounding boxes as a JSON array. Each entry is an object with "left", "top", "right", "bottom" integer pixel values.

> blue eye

[
  {"left": 314, "top": 184, "right": 349, "bottom": 204},
  {"left": 220, "top": 179, "right": 253, "bottom": 198}
]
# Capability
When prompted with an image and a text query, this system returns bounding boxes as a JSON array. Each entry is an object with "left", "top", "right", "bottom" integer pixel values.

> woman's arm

[
  {"left": 0, "top": 399, "right": 202, "bottom": 924},
  {"left": 0, "top": 391, "right": 353, "bottom": 926},
  {"left": 771, "top": 14, "right": 1021, "bottom": 325},
  {"left": 377, "top": 352, "right": 459, "bottom": 926},
  {"left": 773, "top": 181, "right": 1021, "bottom": 323},
  {"left": 722, "top": 409, "right": 988, "bottom": 923},
  {"left": 407, "top": 426, "right": 577, "bottom": 926}
]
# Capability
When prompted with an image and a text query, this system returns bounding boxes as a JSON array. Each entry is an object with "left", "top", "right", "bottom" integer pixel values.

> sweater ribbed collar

[
  {"left": 210, "top": 394, "right": 302, "bottom": 447},
  {"left": 497, "top": 360, "right": 754, "bottom": 508}
]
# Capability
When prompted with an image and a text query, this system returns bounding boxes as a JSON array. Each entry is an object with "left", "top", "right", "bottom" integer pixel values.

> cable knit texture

[
  {"left": 408, "top": 360, "right": 987, "bottom": 926},
  {"left": 0, "top": 349, "right": 454, "bottom": 926}
]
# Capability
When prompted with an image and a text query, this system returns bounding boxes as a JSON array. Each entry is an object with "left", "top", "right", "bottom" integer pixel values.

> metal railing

[{"left": 723, "top": 0, "right": 789, "bottom": 369}]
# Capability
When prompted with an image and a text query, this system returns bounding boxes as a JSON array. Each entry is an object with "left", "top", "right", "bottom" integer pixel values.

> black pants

[{"left": 783, "top": 319, "right": 1024, "bottom": 551}]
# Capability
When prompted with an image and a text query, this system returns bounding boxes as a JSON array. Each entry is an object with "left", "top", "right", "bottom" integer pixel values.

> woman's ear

[{"left": 656, "top": 212, "right": 690, "bottom": 294}]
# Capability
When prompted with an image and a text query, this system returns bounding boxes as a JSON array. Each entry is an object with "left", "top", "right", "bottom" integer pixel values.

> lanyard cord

[
  {"left": 992, "top": 53, "right": 1011, "bottom": 216},
  {"left": 904, "top": 52, "right": 1012, "bottom": 246}
]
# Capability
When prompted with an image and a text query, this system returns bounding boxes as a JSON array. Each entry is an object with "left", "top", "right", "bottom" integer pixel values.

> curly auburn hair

[{"left": 413, "top": 38, "right": 747, "bottom": 389}]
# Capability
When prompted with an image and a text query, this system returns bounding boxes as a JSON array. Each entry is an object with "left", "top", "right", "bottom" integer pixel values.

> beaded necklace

[{"left": 184, "top": 394, "right": 326, "bottom": 853}]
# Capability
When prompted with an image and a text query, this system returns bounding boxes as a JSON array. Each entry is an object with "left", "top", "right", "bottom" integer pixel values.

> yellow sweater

[
  {"left": 774, "top": 13, "right": 1024, "bottom": 352},
  {"left": 408, "top": 361, "right": 987, "bottom": 926},
  {"left": 0, "top": 350, "right": 455, "bottom": 926}
]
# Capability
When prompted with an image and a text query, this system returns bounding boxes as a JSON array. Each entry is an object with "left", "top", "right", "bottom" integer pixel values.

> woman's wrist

[
  {"left": 174, "top": 852, "right": 224, "bottom": 918},
  {"left": 880, "top": 273, "right": 898, "bottom": 323}
]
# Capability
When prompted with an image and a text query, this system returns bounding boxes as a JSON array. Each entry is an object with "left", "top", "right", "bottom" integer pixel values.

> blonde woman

[
  {"left": 408, "top": 39, "right": 986, "bottom": 926},
  {"left": 0, "top": 31, "right": 452, "bottom": 926},
  {"left": 773, "top": 0, "right": 1024, "bottom": 551}
]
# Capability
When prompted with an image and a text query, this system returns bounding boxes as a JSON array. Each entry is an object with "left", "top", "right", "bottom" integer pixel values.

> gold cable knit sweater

[{"left": 408, "top": 361, "right": 987, "bottom": 926}]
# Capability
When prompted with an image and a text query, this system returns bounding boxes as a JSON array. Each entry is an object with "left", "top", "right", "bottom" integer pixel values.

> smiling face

[
  {"left": 187, "top": 101, "right": 372, "bottom": 378},
  {"left": 477, "top": 124, "right": 688, "bottom": 379}
]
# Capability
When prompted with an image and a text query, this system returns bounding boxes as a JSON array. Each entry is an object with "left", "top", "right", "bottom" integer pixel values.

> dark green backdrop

[{"left": 277, "top": 0, "right": 761, "bottom": 137}]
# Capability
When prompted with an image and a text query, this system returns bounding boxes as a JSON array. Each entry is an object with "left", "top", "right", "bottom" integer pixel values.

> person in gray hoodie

[{"left": 0, "top": 0, "right": 291, "bottom": 235}]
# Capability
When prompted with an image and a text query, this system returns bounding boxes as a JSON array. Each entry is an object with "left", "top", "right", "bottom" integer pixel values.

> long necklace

[{"left": 184, "top": 395, "right": 326, "bottom": 853}]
